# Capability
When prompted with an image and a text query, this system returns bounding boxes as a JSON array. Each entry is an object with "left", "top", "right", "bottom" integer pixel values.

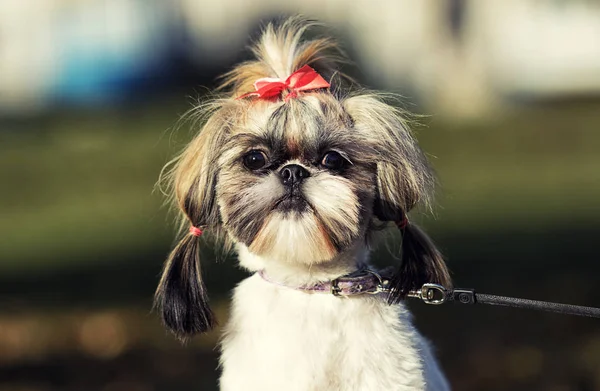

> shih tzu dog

[{"left": 155, "top": 17, "right": 452, "bottom": 391}]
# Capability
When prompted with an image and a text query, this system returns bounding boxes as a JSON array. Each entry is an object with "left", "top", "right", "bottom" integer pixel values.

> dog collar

[{"left": 257, "top": 268, "right": 391, "bottom": 297}]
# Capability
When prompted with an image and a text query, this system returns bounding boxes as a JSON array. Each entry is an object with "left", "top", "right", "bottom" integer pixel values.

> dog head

[{"left": 154, "top": 18, "right": 451, "bottom": 341}]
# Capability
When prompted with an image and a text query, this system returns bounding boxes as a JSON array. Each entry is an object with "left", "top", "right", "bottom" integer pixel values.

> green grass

[
  {"left": 417, "top": 103, "right": 600, "bottom": 231},
  {"left": 0, "top": 105, "right": 187, "bottom": 273}
]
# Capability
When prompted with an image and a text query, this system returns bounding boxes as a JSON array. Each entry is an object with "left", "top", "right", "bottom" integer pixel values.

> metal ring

[{"left": 420, "top": 283, "right": 447, "bottom": 305}]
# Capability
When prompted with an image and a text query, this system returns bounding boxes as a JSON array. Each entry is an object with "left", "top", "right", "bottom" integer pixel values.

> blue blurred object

[{"left": 49, "top": 0, "right": 174, "bottom": 104}]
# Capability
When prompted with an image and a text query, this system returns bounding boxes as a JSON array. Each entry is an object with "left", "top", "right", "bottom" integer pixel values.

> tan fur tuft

[
  {"left": 343, "top": 93, "right": 436, "bottom": 212},
  {"left": 220, "top": 17, "right": 346, "bottom": 98}
]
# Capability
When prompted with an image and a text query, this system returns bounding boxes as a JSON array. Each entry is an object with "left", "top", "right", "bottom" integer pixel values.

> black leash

[{"left": 407, "top": 283, "right": 600, "bottom": 318}]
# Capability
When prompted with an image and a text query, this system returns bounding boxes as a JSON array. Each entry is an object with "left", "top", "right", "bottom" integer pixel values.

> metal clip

[
  {"left": 407, "top": 283, "right": 448, "bottom": 305},
  {"left": 330, "top": 278, "right": 342, "bottom": 296}
]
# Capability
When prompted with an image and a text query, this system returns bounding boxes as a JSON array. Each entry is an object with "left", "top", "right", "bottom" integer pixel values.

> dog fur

[{"left": 155, "top": 17, "right": 451, "bottom": 390}]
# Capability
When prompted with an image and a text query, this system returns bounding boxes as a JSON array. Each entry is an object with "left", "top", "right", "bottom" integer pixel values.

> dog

[{"left": 155, "top": 17, "right": 452, "bottom": 391}]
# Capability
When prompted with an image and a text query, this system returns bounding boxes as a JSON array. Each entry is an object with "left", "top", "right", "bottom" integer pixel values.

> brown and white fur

[{"left": 155, "top": 18, "right": 452, "bottom": 391}]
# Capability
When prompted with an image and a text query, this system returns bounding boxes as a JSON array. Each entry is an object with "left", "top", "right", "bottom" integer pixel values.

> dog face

[
  {"left": 188, "top": 91, "right": 436, "bottom": 267},
  {"left": 215, "top": 95, "right": 376, "bottom": 265}
]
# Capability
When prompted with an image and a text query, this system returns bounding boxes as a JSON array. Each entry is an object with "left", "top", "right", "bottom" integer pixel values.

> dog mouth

[{"left": 273, "top": 192, "right": 311, "bottom": 213}]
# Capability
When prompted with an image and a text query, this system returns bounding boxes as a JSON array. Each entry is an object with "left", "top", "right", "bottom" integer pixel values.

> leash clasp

[{"left": 408, "top": 283, "right": 447, "bottom": 305}]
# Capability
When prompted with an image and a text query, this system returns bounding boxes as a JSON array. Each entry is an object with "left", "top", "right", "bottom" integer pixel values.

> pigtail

[
  {"left": 387, "top": 217, "right": 451, "bottom": 304},
  {"left": 154, "top": 101, "right": 226, "bottom": 341},
  {"left": 154, "top": 226, "right": 215, "bottom": 342},
  {"left": 343, "top": 94, "right": 452, "bottom": 305}
]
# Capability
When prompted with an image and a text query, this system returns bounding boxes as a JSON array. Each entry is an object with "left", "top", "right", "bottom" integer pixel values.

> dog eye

[
  {"left": 320, "top": 151, "right": 346, "bottom": 170},
  {"left": 243, "top": 150, "right": 267, "bottom": 170}
]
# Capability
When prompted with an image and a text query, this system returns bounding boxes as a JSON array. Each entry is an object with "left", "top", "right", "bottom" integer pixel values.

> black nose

[{"left": 280, "top": 164, "right": 310, "bottom": 186}]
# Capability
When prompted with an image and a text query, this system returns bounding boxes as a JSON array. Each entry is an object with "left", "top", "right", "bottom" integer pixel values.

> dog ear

[
  {"left": 343, "top": 95, "right": 451, "bottom": 303},
  {"left": 154, "top": 111, "right": 226, "bottom": 341}
]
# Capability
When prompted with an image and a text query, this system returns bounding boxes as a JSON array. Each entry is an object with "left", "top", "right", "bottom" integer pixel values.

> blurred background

[{"left": 1, "top": 0, "right": 600, "bottom": 390}]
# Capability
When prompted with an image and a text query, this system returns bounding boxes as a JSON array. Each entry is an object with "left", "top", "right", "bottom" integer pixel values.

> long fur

[
  {"left": 388, "top": 223, "right": 452, "bottom": 304},
  {"left": 155, "top": 234, "right": 215, "bottom": 341},
  {"left": 155, "top": 16, "right": 451, "bottom": 390},
  {"left": 220, "top": 18, "right": 346, "bottom": 97}
]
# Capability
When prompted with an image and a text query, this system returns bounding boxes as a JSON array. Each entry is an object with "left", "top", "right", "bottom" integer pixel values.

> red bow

[{"left": 238, "top": 65, "right": 330, "bottom": 102}]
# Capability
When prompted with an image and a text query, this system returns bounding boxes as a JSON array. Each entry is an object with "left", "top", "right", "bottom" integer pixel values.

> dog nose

[{"left": 280, "top": 164, "right": 310, "bottom": 186}]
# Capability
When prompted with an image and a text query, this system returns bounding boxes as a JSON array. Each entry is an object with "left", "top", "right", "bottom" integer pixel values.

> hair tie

[
  {"left": 189, "top": 226, "right": 204, "bottom": 237},
  {"left": 396, "top": 214, "right": 409, "bottom": 230}
]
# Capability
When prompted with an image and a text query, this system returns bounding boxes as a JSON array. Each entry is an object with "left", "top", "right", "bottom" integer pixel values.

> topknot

[{"left": 220, "top": 17, "right": 346, "bottom": 98}]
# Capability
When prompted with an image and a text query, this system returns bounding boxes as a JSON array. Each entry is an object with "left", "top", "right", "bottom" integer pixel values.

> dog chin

[{"left": 248, "top": 208, "right": 338, "bottom": 265}]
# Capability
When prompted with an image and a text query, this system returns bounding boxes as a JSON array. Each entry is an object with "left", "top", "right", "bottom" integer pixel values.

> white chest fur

[{"left": 219, "top": 274, "right": 449, "bottom": 391}]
